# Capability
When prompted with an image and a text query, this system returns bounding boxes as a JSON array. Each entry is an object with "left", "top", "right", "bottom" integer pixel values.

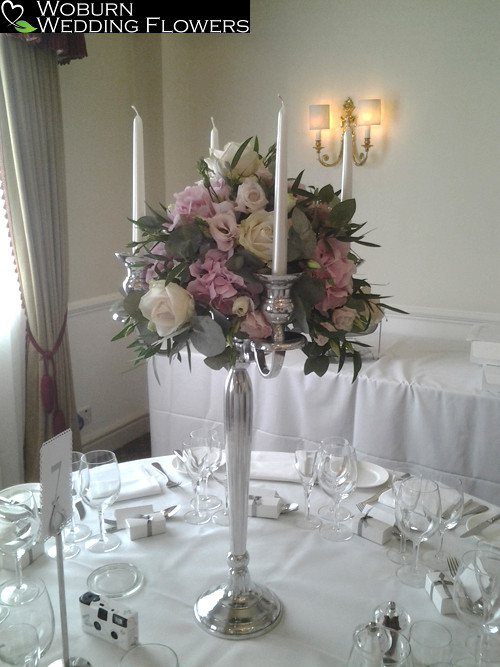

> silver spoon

[{"left": 280, "top": 502, "right": 299, "bottom": 514}]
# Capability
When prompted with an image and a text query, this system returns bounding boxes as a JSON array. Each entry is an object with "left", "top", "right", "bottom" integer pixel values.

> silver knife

[{"left": 461, "top": 511, "right": 500, "bottom": 538}]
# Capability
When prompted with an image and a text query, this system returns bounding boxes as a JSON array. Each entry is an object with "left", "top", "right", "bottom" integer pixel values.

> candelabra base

[{"left": 194, "top": 580, "right": 282, "bottom": 639}]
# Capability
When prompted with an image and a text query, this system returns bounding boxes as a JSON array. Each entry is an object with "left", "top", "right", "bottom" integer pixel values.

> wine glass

[
  {"left": 423, "top": 472, "right": 464, "bottom": 572},
  {"left": 0, "top": 577, "right": 55, "bottom": 658},
  {"left": 317, "top": 436, "right": 353, "bottom": 523},
  {"left": 211, "top": 442, "right": 229, "bottom": 527},
  {"left": 316, "top": 437, "right": 357, "bottom": 541},
  {"left": 67, "top": 451, "right": 92, "bottom": 542},
  {"left": 394, "top": 476, "right": 441, "bottom": 587},
  {"left": 80, "top": 450, "right": 121, "bottom": 553},
  {"left": 0, "top": 487, "right": 41, "bottom": 605},
  {"left": 183, "top": 440, "right": 220, "bottom": 525},
  {"left": 294, "top": 440, "right": 321, "bottom": 530},
  {"left": 0, "top": 622, "right": 40, "bottom": 666},
  {"left": 189, "top": 426, "right": 222, "bottom": 511},
  {"left": 453, "top": 546, "right": 500, "bottom": 664},
  {"left": 387, "top": 464, "right": 422, "bottom": 565}
]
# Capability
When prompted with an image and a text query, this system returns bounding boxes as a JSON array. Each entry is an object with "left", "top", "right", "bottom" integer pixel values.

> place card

[
  {"left": 353, "top": 513, "right": 393, "bottom": 545},
  {"left": 126, "top": 512, "right": 166, "bottom": 540},
  {"left": 113, "top": 504, "right": 154, "bottom": 529},
  {"left": 425, "top": 571, "right": 456, "bottom": 615}
]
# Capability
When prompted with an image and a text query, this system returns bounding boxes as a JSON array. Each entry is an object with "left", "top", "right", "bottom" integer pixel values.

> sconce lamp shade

[
  {"left": 357, "top": 99, "right": 381, "bottom": 126},
  {"left": 309, "top": 104, "right": 330, "bottom": 131}
]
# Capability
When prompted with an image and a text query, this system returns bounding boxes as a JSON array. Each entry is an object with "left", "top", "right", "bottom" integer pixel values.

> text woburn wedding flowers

[{"left": 113, "top": 137, "right": 402, "bottom": 379}]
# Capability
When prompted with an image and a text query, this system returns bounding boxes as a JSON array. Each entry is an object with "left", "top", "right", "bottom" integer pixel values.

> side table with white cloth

[
  {"left": 148, "top": 333, "right": 500, "bottom": 503},
  {"left": 16, "top": 454, "right": 500, "bottom": 666}
]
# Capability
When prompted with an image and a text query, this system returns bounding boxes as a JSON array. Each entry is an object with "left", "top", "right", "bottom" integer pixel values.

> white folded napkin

[
  {"left": 379, "top": 489, "right": 395, "bottom": 508},
  {"left": 116, "top": 466, "right": 162, "bottom": 502},
  {"left": 250, "top": 451, "right": 300, "bottom": 483}
]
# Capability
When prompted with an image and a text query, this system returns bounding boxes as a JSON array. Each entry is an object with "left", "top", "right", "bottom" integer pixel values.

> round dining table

[{"left": 19, "top": 455, "right": 500, "bottom": 666}]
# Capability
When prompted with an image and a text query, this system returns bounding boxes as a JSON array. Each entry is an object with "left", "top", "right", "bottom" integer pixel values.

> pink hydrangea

[
  {"left": 312, "top": 237, "right": 356, "bottom": 312},
  {"left": 187, "top": 249, "right": 248, "bottom": 316},
  {"left": 170, "top": 183, "right": 215, "bottom": 227}
]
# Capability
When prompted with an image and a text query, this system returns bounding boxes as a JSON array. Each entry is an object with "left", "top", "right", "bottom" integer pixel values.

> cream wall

[{"left": 58, "top": 0, "right": 500, "bottom": 447}]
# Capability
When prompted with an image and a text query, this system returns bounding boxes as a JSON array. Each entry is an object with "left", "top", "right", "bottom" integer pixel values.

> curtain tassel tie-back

[{"left": 26, "top": 311, "right": 68, "bottom": 435}]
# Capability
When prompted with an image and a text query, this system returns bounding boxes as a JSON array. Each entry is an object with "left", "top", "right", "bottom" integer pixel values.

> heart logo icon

[{"left": 1, "top": 0, "right": 24, "bottom": 26}]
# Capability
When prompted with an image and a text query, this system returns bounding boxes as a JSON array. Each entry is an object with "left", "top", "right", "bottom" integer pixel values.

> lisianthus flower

[
  {"left": 207, "top": 209, "right": 239, "bottom": 252},
  {"left": 170, "top": 183, "right": 215, "bottom": 227}
]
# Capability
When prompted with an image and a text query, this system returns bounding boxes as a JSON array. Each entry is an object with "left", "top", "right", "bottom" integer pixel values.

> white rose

[
  {"left": 232, "top": 296, "right": 253, "bottom": 317},
  {"left": 235, "top": 177, "right": 268, "bottom": 213},
  {"left": 332, "top": 306, "right": 357, "bottom": 332},
  {"left": 139, "top": 281, "right": 195, "bottom": 338},
  {"left": 238, "top": 210, "right": 274, "bottom": 263},
  {"left": 211, "top": 141, "right": 262, "bottom": 181}
]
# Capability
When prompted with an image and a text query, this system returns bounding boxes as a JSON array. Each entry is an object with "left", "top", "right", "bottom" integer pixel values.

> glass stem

[
  {"left": 436, "top": 528, "right": 445, "bottom": 556},
  {"left": 413, "top": 540, "right": 422, "bottom": 573},
  {"left": 15, "top": 553, "right": 23, "bottom": 590},
  {"left": 195, "top": 479, "right": 201, "bottom": 514},
  {"left": 303, "top": 484, "right": 311, "bottom": 519},
  {"left": 97, "top": 508, "right": 106, "bottom": 542}
]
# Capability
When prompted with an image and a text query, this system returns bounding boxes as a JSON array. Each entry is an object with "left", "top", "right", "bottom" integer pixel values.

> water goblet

[
  {"left": 0, "top": 488, "right": 41, "bottom": 605},
  {"left": 183, "top": 442, "right": 214, "bottom": 525},
  {"left": 316, "top": 437, "right": 357, "bottom": 541},
  {"left": 189, "top": 426, "right": 223, "bottom": 511},
  {"left": 453, "top": 546, "right": 500, "bottom": 664},
  {"left": 317, "top": 436, "right": 353, "bottom": 523},
  {"left": 211, "top": 449, "right": 229, "bottom": 527},
  {"left": 394, "top": 476, "right": 441, "bottom": 587},
  {"left": 80, "top": 450, "right": 121, "bottom": 553},
  {"left": 0, "top": 576, "right": 55, "bottom": 658},
  {"left": 0, "top": 622, "right": 40, "bottom": 665},
  {"left": 423, "top": 472, "right": 464, "bottom": 572},
  {"left": 294, "top": 440, "right": 321, "bottom": 530},
  {"left": 387, "top": 464, "right": 423, "bottom": 565}
]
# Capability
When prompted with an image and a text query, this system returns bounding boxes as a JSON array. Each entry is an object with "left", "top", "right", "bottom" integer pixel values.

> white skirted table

[
  {"left": 148, "top": 334, "right": 500, "bottom": 503},
  {"left": 27, "top": 456, "right": 500, "bottom": 666}
]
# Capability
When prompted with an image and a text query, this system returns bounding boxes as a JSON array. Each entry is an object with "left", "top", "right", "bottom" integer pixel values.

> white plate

[
  {"left": 356, "top": 461, "right": 389, "bottom": 489},
  {"left": 465, "top": 513, "right": 500, "bottom": 546}
]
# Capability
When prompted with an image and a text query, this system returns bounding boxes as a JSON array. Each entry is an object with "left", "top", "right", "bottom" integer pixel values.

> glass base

[
  {"left": 319, "top": 522, "right": 353, "bottom": 542},
  {"left": 184, "top": 509, "right": 211, "bottom": 525},
  {"left": 85, "top": 532, "right": 121, "bottom": 553},
  {"left": 48, "top": 658, "right": 92, "bottom": 666},
  {"left": 295, "top": 514, "right": 321, "bottom": 530},
  {"left": 46, "top": 541, "right": 80, "bottom": 560},
  {"left": 422, "top": 548, "right": 450, "bottom": 571},
  {"left": 195, "top": 494, "right": 222, "bottom": 511},
  {"left": 212, "top": 509, "right": 229, "bottom": 526},
  {"left": 387, "top": 544, "right": 414, "bottom": 565},
  {"left": 0, "top": 577, "right": 43, "bottom": 605},
  {"left": 194, "top": 580, "right": 282, "bottom": 639},
  {"left": 465, "top": 632, "right": 500, "bottom": 663},
  {"left": 396, "top": 561, "right": 428, "bottom": 588},
  {"left": 66, "top": 523, "right": 92, "bottom": 543},
  {"left": 318, "top": 504, "right": 351, "bottom": 522}
]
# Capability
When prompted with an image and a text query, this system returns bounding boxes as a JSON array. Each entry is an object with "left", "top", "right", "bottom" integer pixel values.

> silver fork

[
  {"left": 151, "top": 462, "right": 181, "bottom": 488},
  {"left": 447, "top": 556, "right": 459, "bottom": 578}
]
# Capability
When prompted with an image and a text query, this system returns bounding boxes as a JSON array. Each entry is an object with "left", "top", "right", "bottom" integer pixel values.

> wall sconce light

[{"left": 309, "top": 97, "right": 381, "bottom": 168}]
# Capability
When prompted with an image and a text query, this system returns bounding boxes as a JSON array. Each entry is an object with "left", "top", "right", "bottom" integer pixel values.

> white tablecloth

[
  {"left": 148, "top": 334, "right": 500, "bottom": 503},
  {"left": 26, "top": 456, "right": 498, "bottom": 666}
]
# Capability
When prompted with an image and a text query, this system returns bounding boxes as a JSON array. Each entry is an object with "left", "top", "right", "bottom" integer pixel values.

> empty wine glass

[
  {"left": 0, "top": 622, "right": 40, "bottom": 665},
  {"left": 0, "top": 577, "right": 55, "bottom": 658},
  {"left": 80, "top": 450, "right": 121, "bottom": 553},
  {"left": 387, "top": 464, "right": 422, "bottom": 566},
  {"left": 190, "top": 426, "right": 222, "bottom": 511},
  {"left": 211, "top": 445, "right": 229, "bottom": 527},
  {"left": 68, "top": 451, "right": 92, "bottom": 542},
  {"left": 453, "top": 546, "right": 500, "bottom": 664},
  {"left": 316, "top": 437, "right": 357, "bottom": 541},
  {"left": 423, "top": 472, "right": 464, "bottom": 572},
  {"left": 317, "top": 436, "right": 353, "bottom": 523},
  {"left": 183, "top": 440, "right": 220, "bottom": 525},
  {"left": 0, "top": 488, "right": 41, "bottom": 605},
  {"left": 394, "top": 476, "right": 441, "bottom": 587},
  {"left": 294, "top": 440, "right": 321, "bottom": 530}
]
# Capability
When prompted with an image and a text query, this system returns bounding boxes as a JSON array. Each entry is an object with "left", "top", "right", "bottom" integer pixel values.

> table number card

[{"left": 40, "top": 429, "right": 73, "bottom": 539}]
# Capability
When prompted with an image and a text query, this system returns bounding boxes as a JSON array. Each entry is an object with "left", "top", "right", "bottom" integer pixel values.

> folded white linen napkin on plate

[
  {"left": 379, "top": 490, "right": 395, "bottom": 508},
  {"left": 250, "top": 451, "right": 300, "bottom": 483},
  {"left": 116, "top": 466, "right": 162, "bottom": 502}
]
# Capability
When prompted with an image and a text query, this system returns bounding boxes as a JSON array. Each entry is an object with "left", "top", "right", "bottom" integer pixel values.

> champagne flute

[
  {"left": 0, "top": 488, "right": 41, "bottom": 605},
  {"left": 294, "top": 440, "right": 321, "bottom": 530},
  {"left": 80, "top": 450, "right": 121, "bottom": 553},
  {"left": 316, "top": 437, "right": 357, "bottom": 541},
  {"left": 394, "top": 476, "right": 441, "bottom": 587},
  {"left": 423, "top": 472, "right": 464, "bottom": 571}
]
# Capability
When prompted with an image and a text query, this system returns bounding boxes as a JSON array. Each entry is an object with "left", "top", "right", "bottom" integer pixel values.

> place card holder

[
  {"left": 425, "top": 572, "right": 456, "bottom": 615},
  {"left": 126, "top": 512, "right": 166, "bottom": 540},
  {"left": 114, "top": 504, "right": 154, "bottom": 529},
  {"left": 248, "top": 495, "right": 283, "bottom": 519},
  {"left": 353, "top": 513, "right": 393, "bottom": 545}
]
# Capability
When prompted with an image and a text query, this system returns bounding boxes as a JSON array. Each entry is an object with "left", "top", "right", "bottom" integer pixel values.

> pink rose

[
  {"left": 235, "top": 177, "right": 268, "bottom": 213},
  {"left": 207, "top": 209, "right": 239, "bottom": 252},
  {"left": 332, "top": 306, "right": 357, "bottom": 332},
  {"left": 187, "top": 249, "right": 247, "bottom": 315},
  {"left": 171, "top": 183, "right": 215, "bottom": 227},
  {"left": 312, "top": 237, "right": 356, "bottom": 312},
  {"left": 239, "top": 310, "right": 272, "bottom": 339}
]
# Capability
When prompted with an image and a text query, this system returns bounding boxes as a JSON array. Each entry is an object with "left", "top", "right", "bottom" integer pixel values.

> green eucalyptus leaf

[
  {"left": 328, "top": 198, "right": 356, "bottom": 226},
  {"left": 189, "top": 315, "right": 227, "bottom": 356},
  {"left": 304, "top": 355, "right": 330, "bottom": 377}
]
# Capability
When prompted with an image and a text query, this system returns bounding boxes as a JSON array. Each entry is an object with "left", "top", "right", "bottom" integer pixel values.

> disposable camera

[{"left": 79, "top": 591, "right": 139, "bottom": 651}]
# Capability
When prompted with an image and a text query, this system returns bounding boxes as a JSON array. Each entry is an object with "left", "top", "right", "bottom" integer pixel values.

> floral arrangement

[{"left": 113, "top": 137, "right": 401, "bottom": 378}]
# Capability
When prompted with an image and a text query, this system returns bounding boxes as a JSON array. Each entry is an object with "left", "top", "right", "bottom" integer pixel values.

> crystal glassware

[
  {"left": 394, "top": 476, "right": 441, "bottom": 587},
  {"left": 80, "top": 450, "right": 121, "bottom": 553},
  {"left": 317, "top": 436, "right": 353, "bottom": 523},
  {"left": 0, "top": 488, "right": 41, "bottom": 605},
  {"left": 183, "top": 441, "right": 216, "bottom": 525},
  {"left": 423, "top": 472, "right": 464, "bottom": 572},
  {"left": 189, "top": 426, "right": 223, "bottom": 511},
  {"left": 386, "top": 464, "right": 422, "bottom": 565},
  {"left": 316, "top": 437, "right": 357, "bottom": 541},
  {"left": 0, "top": 622, "right": 40, "bottom": 666},
  {"left": 294, "top": 440, "right": 321, "bottom": 530},
  {"left": 67, "top": 451, "right": 92, "bottom": 542},
  {"left": 211, "top": 447, "right": 229, "bottom": 527},
  {"left": 453, "top": 546, "right": 500, "bottom": 664}
]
